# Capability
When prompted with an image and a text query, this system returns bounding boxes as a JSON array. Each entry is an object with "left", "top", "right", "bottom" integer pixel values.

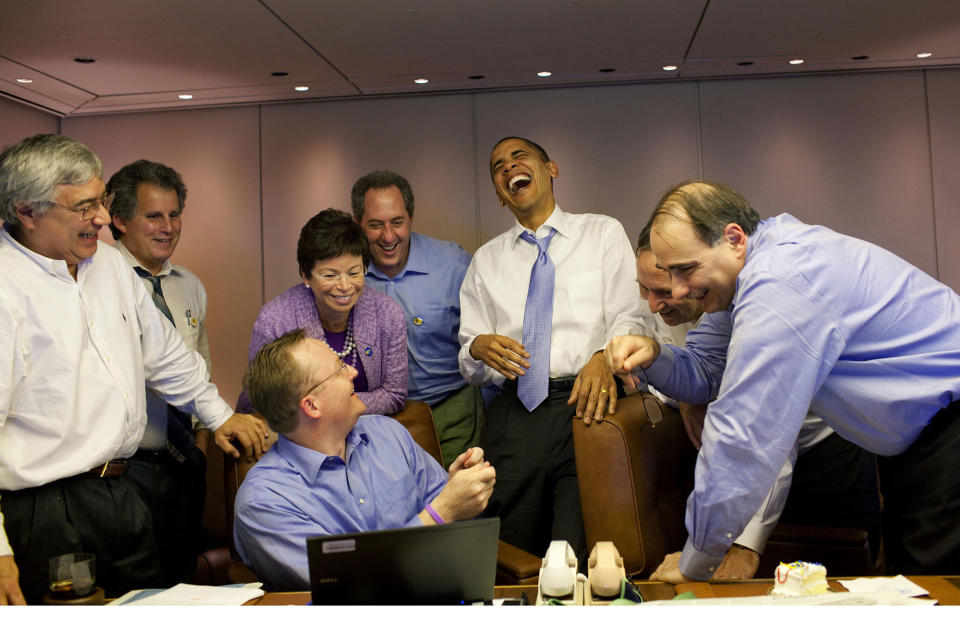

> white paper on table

[
  {"left": 642, "top": 590, "right": 935, "bottom": 606},
  {"left": 837, "top": 575, "right": 930, "bottom": 598},
  {"left": 118, "top": 582, "right": 264, "bottom": 606}
]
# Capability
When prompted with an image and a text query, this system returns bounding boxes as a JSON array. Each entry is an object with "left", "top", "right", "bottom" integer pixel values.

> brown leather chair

[
  {"left": 573, "top": 392, "right": 876, "bottom": 579},
  {"left": 215, "top": 399, "right": 541, "bottom": 585}
]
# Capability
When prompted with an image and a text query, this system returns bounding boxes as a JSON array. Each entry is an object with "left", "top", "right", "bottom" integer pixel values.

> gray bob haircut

[{"left": 0, "top": 134, "right": 103, "bottom": 226}]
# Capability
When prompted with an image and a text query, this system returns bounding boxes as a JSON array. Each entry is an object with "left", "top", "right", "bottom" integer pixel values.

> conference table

[{"left": 246, "top": 575, "right": 960, "bottom": 605}]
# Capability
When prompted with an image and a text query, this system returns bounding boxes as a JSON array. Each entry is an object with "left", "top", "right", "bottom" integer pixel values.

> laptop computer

[{"left": 307, "top": 517, "right": 500, "bottom": 605}]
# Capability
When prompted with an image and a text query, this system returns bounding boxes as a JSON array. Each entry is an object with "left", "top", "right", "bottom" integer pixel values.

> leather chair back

[
  {"left": 389, "top": 400, "right": 445, "bottom": 468},
  {"left": 573, "top": 393, "right": 696, "bottom": 577},
  {"left": 574, "top": 393, "right": 876, "bottom": 578}
]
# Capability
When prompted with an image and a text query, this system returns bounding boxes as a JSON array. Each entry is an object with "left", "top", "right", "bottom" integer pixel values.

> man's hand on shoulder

[
  {"left": 469, "top": 334, "right": 530, "bottom": 380},
  {"left": 0, "top": 556, "right": 26, "bottom": 605},
  {"left": 603, "top": 335, "right": 660, "bottom": 390},
  {"left": 569, "top": 351, "right": 617, "bottom": 425},
  {"left": 427, "top": 460, "right": 496, "bottom": 523},
  {"left": 214, "top": 412, "right": 270, "bottom": 461},
  {"left": 713, "top": 545, "right": 760, "bottom": 580}
]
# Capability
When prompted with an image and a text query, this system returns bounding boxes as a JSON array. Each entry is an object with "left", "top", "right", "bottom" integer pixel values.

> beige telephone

[{"left": 588, "top": 541, "right": 626, "bottom": 598}]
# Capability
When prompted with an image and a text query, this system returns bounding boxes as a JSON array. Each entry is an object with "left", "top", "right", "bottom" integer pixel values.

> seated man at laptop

[{"left": 234, "top": 329, "right": 497, "bottom": 590}]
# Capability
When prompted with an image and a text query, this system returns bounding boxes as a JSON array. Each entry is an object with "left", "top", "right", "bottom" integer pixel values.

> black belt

[
  {"left": 548, "top": 377, "right": 577, "bottom": 393},
  {"left": 132, "top": 449, "right": 169, "bottom": 462},
  {"left": 503, "top": 376, "right": 577, "bottom": 394}
]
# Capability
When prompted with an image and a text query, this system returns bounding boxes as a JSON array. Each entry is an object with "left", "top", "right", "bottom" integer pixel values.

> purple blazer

[{"left": 237, "top": 284, "right": 408, "bottom": 415}]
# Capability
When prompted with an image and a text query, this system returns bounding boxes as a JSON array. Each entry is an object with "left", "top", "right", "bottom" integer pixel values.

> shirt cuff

[
  {"left": 733, "top": 520, "right": 773, "bottom": 554},
  {"left": 678, "top": 539, "right": 725, "bottom": 581},
  {"left": 645, "top": 342, "right": 677, "bottom": 385},
  {"left": 0, "top": 509, "right": 12, "bottom": 558},
  {"left": 198, "top": 400, "right": 234, "bottom": 433}
]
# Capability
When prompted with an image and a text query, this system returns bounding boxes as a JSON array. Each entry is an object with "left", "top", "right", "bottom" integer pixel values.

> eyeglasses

[
  {"left": 49, "top": 191, "right": 115, "bottom": 221},
  {"left": 302, "top": 361, "right": 348, "bottom": 398},
  {"left": 311, "top": 269, "right": 365, "bottom": 286}
]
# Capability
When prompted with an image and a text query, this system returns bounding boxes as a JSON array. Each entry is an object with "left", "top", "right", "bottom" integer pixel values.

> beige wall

[
  {"left": 61, "top": 108, "right": 262, "bottom": 407},
  {"left": 0, "top": 98, "right": 58, "bottom": 148},
  {"left": 3, "top": 68, "right": 960, "bottom": 407}
]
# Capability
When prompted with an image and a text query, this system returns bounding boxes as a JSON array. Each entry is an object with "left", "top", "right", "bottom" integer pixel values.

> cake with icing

[{"left": 771, "top": 561, "right": 828, "bottom": 597}]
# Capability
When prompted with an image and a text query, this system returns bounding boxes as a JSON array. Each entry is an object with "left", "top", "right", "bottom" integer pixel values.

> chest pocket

[{"left": 407, "top": 304, "right": 458, "bottom": 342}]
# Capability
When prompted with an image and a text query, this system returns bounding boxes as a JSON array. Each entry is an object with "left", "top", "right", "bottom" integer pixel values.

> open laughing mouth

[
  {"left": 508, "top": 174, "right": 532, "bottom": 193},
  {"left": 378, "top": 241, "right": 399, "bottom": 255}
]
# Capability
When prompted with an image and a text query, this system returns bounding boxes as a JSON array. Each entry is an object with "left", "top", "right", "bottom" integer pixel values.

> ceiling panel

[{"left": 0, "top": 0, "right": 958, "bottom": 116}]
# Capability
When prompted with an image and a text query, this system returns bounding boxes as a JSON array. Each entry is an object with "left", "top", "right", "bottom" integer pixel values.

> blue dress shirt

[
  {"left": 366, "top": 232, "right": 472, "bottom": 404},
  {"left": 644, "top": 214, "right": 960, "bottom": 580},
  {"left": 233, "top": 415, "right": 448, "bottom": 590}
]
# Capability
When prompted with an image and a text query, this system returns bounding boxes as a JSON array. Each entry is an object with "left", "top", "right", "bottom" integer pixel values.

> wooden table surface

[{"left": 248, "top": 575, "right": 960, "bottom": 605}]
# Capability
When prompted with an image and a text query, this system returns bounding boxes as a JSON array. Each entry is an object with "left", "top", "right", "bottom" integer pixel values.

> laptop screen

[{"left": 307, "top": 517, "right": 500, "bottom": 605}]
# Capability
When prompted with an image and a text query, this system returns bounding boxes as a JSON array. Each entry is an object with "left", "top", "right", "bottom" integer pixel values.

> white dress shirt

[
  {"left": 114, "top": 240, "right": 211, "bottom": 449},
  {"left": 0, "top": 227, "right": 233, "bottom": 556},
  {"left": 459, "top": 206, "right": 646, "bottom": 386},
  {"left": 637, "top": 306, "right": 834, "bottom": 553}
]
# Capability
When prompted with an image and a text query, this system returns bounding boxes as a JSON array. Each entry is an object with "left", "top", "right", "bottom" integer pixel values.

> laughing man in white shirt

[
  {"left": 458, "top": 137, "right": 646, "bottom": 560},
  {"left": 0, "top": 134, "right": 268, "bottom": 604}
]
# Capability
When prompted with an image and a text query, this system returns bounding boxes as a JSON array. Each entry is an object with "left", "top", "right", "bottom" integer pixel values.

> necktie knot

[{"left": 520, "top": 228, "right": 556, "bottom": 257}]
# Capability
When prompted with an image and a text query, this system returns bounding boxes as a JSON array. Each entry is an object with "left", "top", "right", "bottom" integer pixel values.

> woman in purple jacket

[{"left": 238, "top": 209, "right": 407, "bottom": 415}]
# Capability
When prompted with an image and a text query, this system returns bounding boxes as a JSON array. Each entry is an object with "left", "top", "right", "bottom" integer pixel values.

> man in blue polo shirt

[{"left": 352, "top": 170, "right": 480, "bottom": 467}]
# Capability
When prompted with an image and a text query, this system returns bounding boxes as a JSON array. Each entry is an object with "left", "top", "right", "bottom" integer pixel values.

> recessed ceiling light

[
  {"left": 271, "top": 71, "right": 289, "bottom": 77},
  {"left": 789, "top": 58, "right": 805, "bottom": 65},
  {"left": 178, "top": 94, "right": 193, "bottom": 100},
  {"left": 15, "top": 78, "right": 33, "bottom": 83},
  {"left": 414, "top": 78, "right": 429, "bottom": 84},
  {"left": 916, "top": 52, "right": 933, "bottom": 58},
  {"left": 663, "top": 65, "right": 678, "bottom": 71},
  {"left": 294, "top": 85, "right": 309, "bottom": 91},
  {"left": 537, "top": 71, "right": 552, "bottom": 77}
]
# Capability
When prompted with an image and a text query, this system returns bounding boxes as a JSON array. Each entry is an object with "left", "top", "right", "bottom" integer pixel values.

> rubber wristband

[{"left": 424, "top": 503, "right": 445, "bottom": 525}]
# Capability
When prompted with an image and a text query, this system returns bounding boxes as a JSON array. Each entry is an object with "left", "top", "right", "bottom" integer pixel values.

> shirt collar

[
  {"left": 510, "top": 204, "right": 570, "bottom": 245},
  {"left": 0, "top": 224, "right": 83, "bottom": 282},
  {"left": 113, "top": 238, "right": 176, "bottom": 277},
  {"left": 276, "top": 422, "right": 370, "bottom": 485}
]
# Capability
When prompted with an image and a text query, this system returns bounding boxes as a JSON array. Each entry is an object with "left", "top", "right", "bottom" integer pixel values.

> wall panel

[
  {"left": 927, "top": 69, "right": 960, "bottom": 291},
  {"left": 0, "top": 98, "right": 58, "bottom": 149},
  {"left": 260, "top": 95, "right": 476, "bottom": 300},
  {"left": 700, "top": 71, "right": 937, "bottom": 279},
  {"left": 474, "top": 83, "right": 702, "bottom": 248},
  {"left": 63, "top": 107, "right": 262, "bottom": 406}
]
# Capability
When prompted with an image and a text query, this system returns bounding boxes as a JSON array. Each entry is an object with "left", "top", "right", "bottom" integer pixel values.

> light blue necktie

[{"left": 517, "top": 228, "right": 557, "bottom": 411}]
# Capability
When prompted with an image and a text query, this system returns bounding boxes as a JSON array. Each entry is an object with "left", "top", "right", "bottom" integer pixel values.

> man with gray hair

[
  {"left": 107, "top": 159, "right": 211, "bottom": 586},
  {"left": 0, "top": 134, "right": 268, "bottom": 604}
]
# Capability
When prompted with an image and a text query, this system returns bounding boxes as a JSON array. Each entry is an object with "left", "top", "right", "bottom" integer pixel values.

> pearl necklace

[{"left": 333, "top": 312, "right": 356, "bottom": 361}]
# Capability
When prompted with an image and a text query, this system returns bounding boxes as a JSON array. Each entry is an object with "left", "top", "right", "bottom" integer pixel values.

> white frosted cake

[{"left": 771, "top": 561, "right": 828, "bottom": 597}]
